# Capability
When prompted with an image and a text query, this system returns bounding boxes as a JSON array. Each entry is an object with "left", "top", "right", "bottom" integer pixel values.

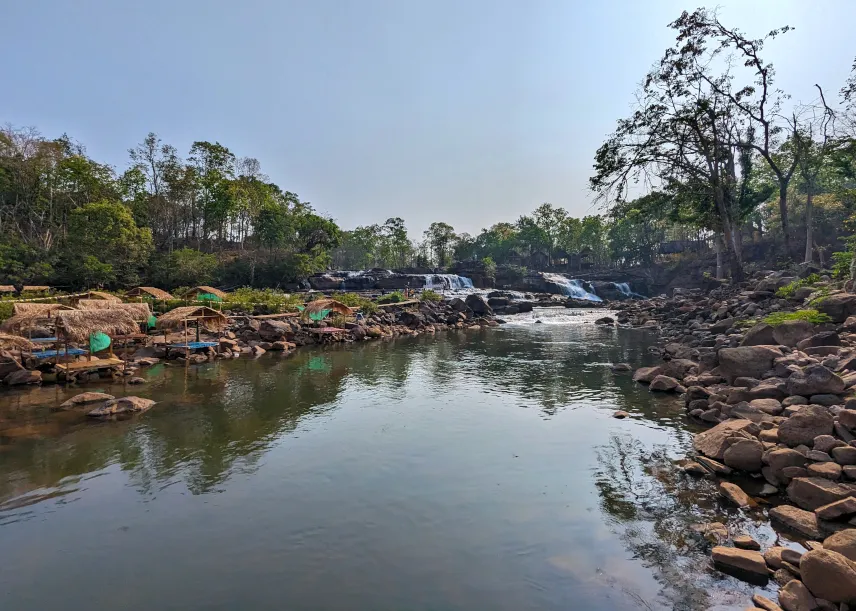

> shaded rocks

[
  {"left": 815, "top": 497, "right": 856, "bottom": 521},
  {"left": 719, "top": 346, "right": 783, "bottom": 382},
  {"left": 87, "top": 396, "right": 156, "bottom": 418},
  {"left": 632, "top": 366, "right": 662, "bottom": 384},
  {"left": 787, "top": 365, "right": 845, "bottom": 397},
  {"left": 816, "top": 293, "right": 856, "bottom": 323},
  {"left": 5, "top": 370, "right": 41, "bottom": 385},
  {"left": 464, "top": 294, "right": 492, "bottom": 315},
  {"left": 612, "top": 410, "right": 630, "bottom": 419},
  {"left": 649, "top": 375, "right": 684, "bottom": 393},
  {"left": 741, "top": 323, "right": 778, "bottom": 346},
  {"left": 786, "top": 477, "right": 855, "bottom": 511},
  {"left": 258, "top": 320, "right": 292, "bottom": 342}
]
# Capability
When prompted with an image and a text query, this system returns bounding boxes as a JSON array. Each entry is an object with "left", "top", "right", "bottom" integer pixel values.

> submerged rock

[
  {"left": 88, "top": 396, "right": 156, "bottom": 418},
  {"left": 59, "top": 392, "right": 115, "bottom": 409}
]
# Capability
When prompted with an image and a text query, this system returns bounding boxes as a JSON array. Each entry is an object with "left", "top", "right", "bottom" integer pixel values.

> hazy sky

[{"left": 2, "top": 1, "right": 854, "bottom": 237}]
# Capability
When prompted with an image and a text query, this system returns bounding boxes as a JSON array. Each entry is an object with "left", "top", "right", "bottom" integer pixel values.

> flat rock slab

[
  {"left": 770, "top": 505, "right": 823, "bottom": 539},
  {"left": 787, "top": 477, "right": 855, "bottom": 511},
  {"left": 88, "top": 396, "right": 156, "bottom": 418},
  {"left": 59, "top": 392, "right": 115, "bottom": 409},
  {"left": 694, "top": 419, "right": 760, "bottom": 461},
  {"left": 711, "top": 546, "right": 768, "bottom": 577}
]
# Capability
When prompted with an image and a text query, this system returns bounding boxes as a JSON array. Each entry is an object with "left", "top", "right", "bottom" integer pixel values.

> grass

[
  {"left": 419, "top": 289, "right": 444, "bottom": 303},
  {"left": 334, "top": 292, "right": 378, "bottom": 315},
  {"left": 763, "top": 309, "right": 832, "bottom": 327},
  {"left": 775, "top": 273, "right": 822, "bottom": 299},
  {"left": 377, "top": 290, "right": 405, "bottom": 304}
]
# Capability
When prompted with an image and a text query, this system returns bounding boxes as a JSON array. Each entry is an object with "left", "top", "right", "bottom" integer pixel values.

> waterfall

[
  {"left": 423, "top": 274, "right": 474, "bottom": 290},
  {"left": 613, "top": 282, "right": 643, "bottom": 298},
  {"left": 542, "top": 273, "right": 602, "bottom": 301}
]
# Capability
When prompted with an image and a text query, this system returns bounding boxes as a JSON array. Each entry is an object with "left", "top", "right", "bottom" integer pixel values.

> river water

[{"left": 0, "top": 309, "right": 776, "bottom": 610}]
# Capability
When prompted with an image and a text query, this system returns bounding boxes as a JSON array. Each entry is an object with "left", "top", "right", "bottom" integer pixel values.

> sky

[{"left": 2, "top": 0, "right": 854, "bottom": 238}]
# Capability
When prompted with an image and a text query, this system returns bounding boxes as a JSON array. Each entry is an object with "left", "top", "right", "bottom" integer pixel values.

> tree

[
  {"left": 150, "top": 247, "right": 218, "bottom": 288},
  {"left": 423, "top": 222, "right": 456, "bottom": 267}
]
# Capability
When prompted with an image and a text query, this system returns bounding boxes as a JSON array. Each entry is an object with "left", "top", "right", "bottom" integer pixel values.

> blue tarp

[
  {"left": 168, "top": 342, "right": 218, "bottom": 349},
  {"left": 32, "top": 348, "right": 87, "bottom": 359},
  {"left": 30, "top": 337, "right": 58, "bottom": 343}
]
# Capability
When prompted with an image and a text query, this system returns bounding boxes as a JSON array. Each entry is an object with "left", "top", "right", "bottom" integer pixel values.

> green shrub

[
  {"left": 419, "top": 289, "right": 444, "bottom": 302},
  {"left": 833, "top": 250, "right": 853, "bottom": 279},
  {"left": 377, "top": 290, "right": 404, "bottom": 304},
  {"left": 224, "top": 287, "right": 302, "bottom": 313},
  {"left": 763, "top": 309, "right": 832, "bottom": 327},
  {"left": 334, "top": 292, "right": 378, "bottom": 315},
  {"left": 775, "top": 274, "right": 822, "bottom": 299},
  {"left": 0, "top": 301, "right": 13, "bottom": 323}
]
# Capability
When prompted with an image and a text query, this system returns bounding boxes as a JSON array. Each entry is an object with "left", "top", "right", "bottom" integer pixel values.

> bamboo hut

[
  {"left": 0, "top": 333, "right": 36, "bottom": 351},
  {"left": 156, "top": 306, "right": 228, "bottom": 332},
  {"left": 0, "top": 303, "right": 75, "bottom": 335},
  {"left": 78, "top": 290, "right": 122, "bottom": 302},
  {"left": 184, "top": 286, "right": 229, "bottom": 301},
  {"left": 304, "top": 299, "right": 354, "bottom": 316},
  {"left": 126, "top": 286, "right": 174, "bottom": 300},
  {"left": 0, "top": 285, "right": 15, "bottom": 294},
  {"left": 76, "top": 301, "right": 152, "bottom": 321},
  {"left": 54, "top": 309, "right": 140, "bottom": 344},
  {"left": 21, "top": 285, "right": 52, "bottom": 294}
]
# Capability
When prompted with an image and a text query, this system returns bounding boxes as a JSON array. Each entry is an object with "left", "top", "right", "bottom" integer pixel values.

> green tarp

[
  {"left": 147, "top": 315, "right": 157, "bottom": 329},
  {"left": 197, "top": 292, "right": 222, "bottom": 302},
  {"left": 89, "top": 332, "right": 111, "bottom": 353}
]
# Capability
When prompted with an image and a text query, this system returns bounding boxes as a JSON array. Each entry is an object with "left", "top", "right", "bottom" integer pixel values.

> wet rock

[
  {"left": 4, "top": 370, "right": 41, "bottom": 385},
  {"left": 694, "top": 420, "right": 761, "bottom": 460},
  {"left": 612, "top": 410, "right": 630, "bottom": 419},
  {"left": 752, "top": 593, "right": 783, "bottom": 611},
  {"left": 696, "top": 456, "right": 733, "bottom": 475},
  {"left": 770, "top": 505, "right": 823, "bottom": 539},
  {"left": 464, "top": 294, "right": 492, "bottom": 315},
  {"left": 733, "top": 534, "right": 761, "bottom": 550},
  {"left": 719, "top": 346, "right": 784, "bottom": 382},
  {"left": 59, "top": 392, "right": 114, "bottom": 409},
  {"left": 787, "top": 477, "right": 855, "bottom": 511},
  {"left": 649, "top": 375, "right": 683, "bottom": 393},
  {"left": 660, "top": 358, "right": 699, "bottom": 380},
  {"left": 775, "top": 567, "right": 801, "bottom": 587},
  {"left": 787, "top": 365, "right": 845, "bottom": 397},
  {"left": 135, "top": 357, "right": 160, "bottom": 366},
  {"left": 692, "top": 521, "right": 728, "bottom": 543},
  {"left": 632, "top": 366, "right": 662, "bottom": 384},
  {"left": 779, "top": 406, "right": 834, "bottom": 447},
  {"left": 800, "top": 549, "right": 856, "bottom": 603},
  {"left": 251, "top": 345, "right": 266, "bottom": 356},
  {"left": 127, "top": 377, "right": 146, "bottom": 385},
  {"left": 87, "top": 396, "right": 156, "bottom": 418},
  {"left": 610, "top": 363, "right": 632, "bottom": 373},
  {"left": 595, "top": 316, "right": 615, "bottom": 325},
  {"left": 724, "top": 439, "right": 765, "bottom": 472},
  {"left": 778, "top": 579, "right": 818, "bottom": 611},
  {"left": 816, "top": 498, "right": 856, "bottom": 521},
  {"left": 270, "top": 340, "right": 295, "bottom": 351},
  {"left": 711, "top": 546, "right": 769, "bottom": 577},
  {"left": 720, "top": 481, "right": 753, "bottom": 507},
  {"left": 809, "top": 394, "right": 841, "bottom": 406}
]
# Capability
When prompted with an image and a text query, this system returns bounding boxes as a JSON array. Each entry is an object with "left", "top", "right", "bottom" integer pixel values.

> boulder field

[{"left": 618, "top": 270, "right": 856, "bottom": 609}]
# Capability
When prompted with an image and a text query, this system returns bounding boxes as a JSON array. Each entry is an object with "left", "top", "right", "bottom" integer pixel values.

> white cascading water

[
  {"left": 424, "top": 274, "right": 474, "bottom": 290},
  {"left": 613, "top": 282, "right": 643, "bottom": 298},
  {"left": 542, "top": 273, "right": 602, "bottom": 301}
]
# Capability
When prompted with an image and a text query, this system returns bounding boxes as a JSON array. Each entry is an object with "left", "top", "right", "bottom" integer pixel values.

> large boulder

[
  {"left": 87, "top": 396, "right": 156, "bottom": 418},
  {"left": 778, "top": 405, "right": 834, "bottom": 446},
  {"left": 258, "top": 320, "right": 292, "bottom": 342},
  {"left": 718, "top": 346, "right": 783, "bottom": 382},
  {"left": 648, "top": 375, "right": 682, "bottom": 392},
  {"left": 740, "top": 323, "right": 778, "bottom": 346},
  {"left": 464, "top": 294, "right": 492, "bottom": 316},
  {"left": 778, "top": 579, "right": 818, "bottom": 611},
  {"left": 817, "top": 293, "right": 856, "bottom": 323},
  {"left": 4, "top": 370, "right": 41, "bottom": 385},
  {"left": 0, "top": 357, "right": 24, "bottom": 378},
  {"left": 787, "top": 365, "right": 845, "bottom": 396},
  {"left": 59, "top": 392, "right": 115, "bottom": 410},
  {"left": 659, "top": 359, "right": 698, "bottom": 380},
  {"left": 766, "top": 448, "right": 809, "bottom": 478},
  {"left": 772, "top": 320, "right": 817, "bottom": 347},
  {"left": 800, "top": 549, "right": 856, "bottom": 603},
  {"left": 797, "top": 331, "right": 841, "bottom": 350},
  {"left": 825, "top": 529, "right": 856, "bottom": 562},
  {"left": 723, "top": 439, "right": 764, "bottom": 472},
  {"left": 632, "top": 366, "right": 662, "bottom": 384},
  {"left": 693, "top": 419, "right": 760, "bottom": 460},
  {"left": 786, "top": 477, "right": 855, "bottom": 511}
]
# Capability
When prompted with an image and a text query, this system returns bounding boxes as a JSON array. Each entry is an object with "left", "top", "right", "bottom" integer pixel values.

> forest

[{"left": 1, "top": 8, "right": 855, "bottom": 290}]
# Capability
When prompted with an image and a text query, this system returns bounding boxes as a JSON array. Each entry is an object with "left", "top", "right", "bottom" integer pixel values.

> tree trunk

[
  {"left": 715, "top": 235, "right": 723, "bottom": 280},
  {"left": 804, "top": 189, "right": 814, "bottom": 264},
  {"left": 779, "top": 182, "right": 790, "bottom": 255}
]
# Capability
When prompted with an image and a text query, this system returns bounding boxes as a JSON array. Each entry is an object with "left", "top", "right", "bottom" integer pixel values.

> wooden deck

[
  {"left": 55, "top": 357, "right": 125, "bottom": 372},
  {"left": 377, "top": 299, "right": 420, "bottom": 308}
]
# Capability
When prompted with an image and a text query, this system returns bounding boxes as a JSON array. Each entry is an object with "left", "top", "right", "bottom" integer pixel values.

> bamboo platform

[
  {"left": 248, "top": 312, "right": 300, "bottom": 319},
  {"left": 55, "top": 357, "right": 125, "bottom": 372},
  {"left": 377, "top": 299, "right": 420, "bottom": 308}
]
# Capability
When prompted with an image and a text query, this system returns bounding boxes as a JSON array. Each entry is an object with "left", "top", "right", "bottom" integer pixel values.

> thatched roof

[
  {"left": 156, "top": 306, "right": 228, "bottom": 331},
  {"left": 0, "top": 285, "right": 15, "bottom": 293},
  {"left": 185, "top": 285, "right": 229, "bottom": 299},
  {"left": 77, "top": 301, "right": 152, "bottom": 322},
  {"left": 1, "top": 303, "right": 75, "bottom": 334},
  {"left": 54, "top": 309, "right": 140, "bottom": 343},
  {"left": 126, "top": 286, "right": 174, "bottom": 300},
  {"left": 304, "top": 299, "right": 354, "bottom": 316},
  {"left": 80, "top": 291, "right": 122, "bottom": 302},
  {"left": 21, "top": 285, "right": 51, "bottom": 292},
  {"left": 0, "top": 333, "right": 36, "bottom": 350}
]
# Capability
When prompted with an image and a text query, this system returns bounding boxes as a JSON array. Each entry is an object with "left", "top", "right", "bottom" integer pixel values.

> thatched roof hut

[
  {"left": 1, "top": 303, "right": 75, "bottom": 334},
  {"left": 126, "top": 286, "right": 174, "bottom": 300},
  {"left": 79, "top": 291, "right": 122, "bottom": 302},
  {"left": 54, "top": 309, "right": 140, "bottom": 343},
  {"left": 156, "top": 306, "right": 228, "bottom": 332},
  {"left": 77, "top": 301, "right": 152, "bottom": 322},
  {"left": 304, "top": 299, "right": 354, "bottom": 316},
  {"left": 0, "top": 285, "right": 15, "bottom": 293},
  {"left": 21, "top": 285, "right": 52, "bottom": 293},
  {"left": 0, "top": 333, "right": 36, "bottom": 351},
  {"left": 185, "top": 286, "right": 229, "bottom": 300}
]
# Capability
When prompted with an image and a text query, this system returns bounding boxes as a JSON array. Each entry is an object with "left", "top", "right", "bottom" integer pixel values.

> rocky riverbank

[{"left": 611, "top": 270, "right": 856, "bottom": 609}]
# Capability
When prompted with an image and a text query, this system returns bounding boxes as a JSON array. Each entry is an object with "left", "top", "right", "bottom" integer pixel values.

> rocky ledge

[{"left": 616, "top": 269, "right": 856, "bottom": 608}]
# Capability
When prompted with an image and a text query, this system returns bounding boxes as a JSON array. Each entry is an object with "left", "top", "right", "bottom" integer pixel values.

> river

[{"left": 0, "top": 309, "right": 776, "bottom": 610}]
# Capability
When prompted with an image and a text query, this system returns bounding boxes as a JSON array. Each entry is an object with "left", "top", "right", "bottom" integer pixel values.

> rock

[
  {"left": 682, "top": 461, "right": 707, "bottom": 475},
  {"left": 87, "top": 396, "right": 156, "bottom": 418},
  {"left": 595, "top": 316, "right": 615, "bottom": 325},
  {"left": 807, "top": 450, "right": 833, "bottom": 462},
  {"left": 765, "top": 547, "right": 788, "bottom": 570},
  {"left": 825, "top": 530, "right": 856, "bottom": 561},
  {"left": 734, "top": 534, "right": 761, "bottom": 550},
  {"left": 785, "top": 396, "right": 810, "bottom": 406},
  {"left": 270, "top": 340, "right": 294, "bottom": 351},
  {"left": 136, "top": 357, "right": 159, "bottom": 366},
  {"left": 694, "top": 419, "right": 761, "bottom": 460},
  {"left": 720, "top": 481, "right": 753, "bottom": 507},
  {"left": 800, "top": 549, "right": 856, "bottom": 603},
  {"left": 4, "top": 369, "right": 41, "bottom": 385},
  {"left": 840, "top": 410, "right": 856, "bottom": 431},
  {"left": 816, "top": 498, "right": 856, "bottom": 521},
  {"left": 809, "top": 394, "right": 841, "bottom": 406},
  {"left": 751, "top": 398, "right": 784, "bottom": 415},
  {"left": 808, "top": 462, "right": 842, "bottom": 480},
  {"left": 778, "top": 579, "right": 818, "bottom": 611},
  {"left": 815, "top": 435, "right": 846, "bottom": 454},
  {"left": 798, "top": 332, "right": 842, "bottom": 350},
  {"left": 612, "top": 410, "right": 630, "bottom": 419},
  {"left": 816, "top": 294, "right": 856, "bottom": 323},
  {"left": 770, "top": 505, "right": 824, "bottom": 539},
  {"left": 784, "top": 467, "right": 810, "bottom": 480},
  {"left": 649, "top": 375, "right": 683, "bottom": 392},
  {"left": 697, "top": 456, "right": 733, "bottom": 475},
  {"left": 835, "top": 447, "right": 856, "bottom": 466},
  {"left": 787, "top": 477, "right": 855, "bottom": 511},
  {"left": 251, "top": 345, "right": 266, "bottom": 356},
  {"left": 128, "top": 377, "right": 146, "bottom": 385},
  {"left": 779, "top": 406, "right": 834, "bottom": 447},
  {"left": 775, "top": 567, "right": 801, "bottom": 587},
  {"left": 692, "top": 521, "right": 729, "bottom": 543},
  {"left": 464, "top": 294, "right": 492, "bottom": 315},
  {"left": 258, "top": 320, "right": 292, "bottom": 341},
  {"left": 711, "top": 546, "right": 769, "bottom": 577},
  {"left": 724, "top": 439, "right": 765, "bottom": 472},
  {"left": 742, "top": 323, "right": 778, "bottom": 346},
  {"left": 719, "top": 346, "right": 784, "bottom": 382},
  {"left": 660, "top": 359, "right": 699, "bottom": 380},
  {"left": 59, "top": 392, "right": 115, "bottom": 409},
  {"left": 768, "top": 448, "right": 810, "bottom": 476},
  {"left": 611, "top": 363, "right": 632, "bottom": 373},
  {"left": 772, "top": 320, "right": 818, "bottom": 347},
  {"left": 632, "top": 366, "right": 663, "bottom": 384},
  {"left": 788, "top": 365, "right": 845, "bottom": 397},
  {"left": 752, "top": 594, "right": 783, "bottom": 611}
]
